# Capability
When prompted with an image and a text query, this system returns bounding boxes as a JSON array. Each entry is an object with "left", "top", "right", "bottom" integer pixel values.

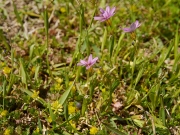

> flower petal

[
  {"left": 135, "top": 20, "right": 141, "bottom": 28},
  {"left": 95, "top": 6, "right": 116, "bottom": 22},
  {"left": 91, "top": 57, "right": 98, "bottom": 65},
  {"left": 106, "top": 6, "right": 110, "bottom": 13},
  {"left": 103, "top": 12, "right": 109, "bottom": 19},
  {"left": 99, "top": 8, "right": 105, "bottom": 13},
  {"left": 94, "top": 16, "right": 104, "bottom": 21},
  {"left": 77, "top": 63, "right": 83, "bottom": 66},
  {"left": 110, "top": 7, "right": 116, "bottom": 15},
  {"left": 77, "top": 60, "right": 87, "bottom": 66},
  {"left": 88, "top": 54, "right": 93, "bottom": 64},
  {"left": 122, "top": 27, "right": 132, "bottom": 33},
  {"left": 130, "top": 22, "right": 136, "bottom": 31}
]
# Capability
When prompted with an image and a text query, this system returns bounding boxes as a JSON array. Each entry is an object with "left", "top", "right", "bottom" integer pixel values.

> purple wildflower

[
  {"left": 122, "top": 20, "right": 141, "bottom": 33},
  {"left": 94, "top": 6, "right": 116, "bottom": 22},
  {"left": 77, "top": 54, "right": 98, "bottom": 69}
]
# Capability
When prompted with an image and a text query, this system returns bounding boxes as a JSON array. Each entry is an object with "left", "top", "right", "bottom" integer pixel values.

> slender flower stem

[
  {"left": 130, "top": 32, "right": 136, "bottom": 41},
  {"left": 106, "top": 19, "right": 111, "bottom": 26},
  {"left": 44, "top": 8, "right": 52, "bottom": 78},
  {"left": 130, "top": 36, "right": 138, "bottom": 89},
  {"left": 87, "top": 69, "right": 90, "bottom": 82}
]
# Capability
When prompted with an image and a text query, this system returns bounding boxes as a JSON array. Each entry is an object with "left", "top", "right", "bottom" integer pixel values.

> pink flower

[
  {"left": 94, "top": 6, "right": 116, "bottom": 22},
  {"left": 122, "top": 20, "right": 141, "bottom": 33},
  {"left": 77, "top": 54, "right": 98, "bottom": 69},
  {"left": 112, "top": 102, "right": 123, "bottom": 112}
]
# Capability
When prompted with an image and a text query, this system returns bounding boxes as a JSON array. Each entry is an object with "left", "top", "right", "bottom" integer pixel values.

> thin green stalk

[
  {"left": 159, "top": 94, "right": 166, "bottom": 126},
  {"left": 130, "top": 41, "right": 138, "bottom": 89},
  {"left": 101, "top": 27, "right": 107, "bottom": 51},
  {"left": 13, "top": 2, "right": 23, "bottom": 27},
  {"left": 79, "top": 4, "right": 84, "bottom": 38},
  {"left": 44, "top": 8, "right": 52, "bottom": 78},
  {"left": 3, "top": 80, "right": 7, "bottom": 110},
  {"left": 113, "top": 33, "right": 125, "bottom": 64},
  {"left": 88, "top": 5, "right": 97, "bottom": 30},
  {"left": 85, "top": 33, "right": 90, "bottom": 56}
]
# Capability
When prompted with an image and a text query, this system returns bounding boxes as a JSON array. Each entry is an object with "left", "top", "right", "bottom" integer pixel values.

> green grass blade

[
  {"left": 34, "top": 65, "right": 40, "bottom": 81},
  {"left": 159, "top": 95, "right": 166, "bottom": 126},
  {"left": 59, "top": 80, "right": 75, "bottom": 105},
  {"left": 109, "top": 35, "right": 115, "bottom": 58},
  {"left": 19, "top": 59, "right": 27, "bottom": 85},
  {"left": 156, "top": 42, "right": 173, "bottom": 70},
  {"left": 134, "top": 67, "right": 144, "bottom": 88},
  {"left": 38, "top": 118, "right": 42, "bottom": 133},
  {"left": 101, "top": 27, "right": 107, "bottom": 51},
  {"left": 48, "top": 102, "right": 56, "bottom": 123},
  {"left": 102, "top": 123, "right": 127, "bottom": 135},
  {"left": 81, "top": 96, "right": 88, "bottom": 116},
  {"left": 13, "top": 2, "right": 23, "bottom": 27},
  {"left": 113, "top": 33, "right": 125, "bottom": 63}
]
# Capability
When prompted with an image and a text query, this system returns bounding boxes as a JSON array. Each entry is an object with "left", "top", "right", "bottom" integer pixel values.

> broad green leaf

[
  {"left": 19, "top": 59, "right": 27, "bottom": 85},
  {"left": 59, "top": 80, "right": 75, "bottom": 105},
  {"left": 103, "top": 123, "right": 127, "bottom": 135},
  {"left": 81, "top": 96, "right": 88, "bottom": 116},
  {"left": 152, "top": 115, "right": 167, "bottom": 129},
  {"left": 29, "top": 44, "right": 35, "bottom": 60},
  {"left": 38, "top": 118, "right": 42, "bottom": 132},
  {"left": 134, "top": 67, "right": 144, "bottom": 88},
  {"left": 125, "top": 90, "right": 140, "bottom": 109},
  {"left": 34, "top": 65, "right": 40, "bottom": 81},
  {"left": 148, "top": 84, "right": 160, "bottom": 111},
  {"left": 172, "top": 88, "right": 180, "bottom": 98},
  {"left": 132, "top": 119, "right": 145, "bottom": 128}
]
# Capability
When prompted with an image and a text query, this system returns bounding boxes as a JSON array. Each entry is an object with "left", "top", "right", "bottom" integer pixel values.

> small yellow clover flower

[
  {"left": 3, "top": 128, "right": 11, "bottom": 135},
  {"left": 60, "top": 7, "right": 66, "bottom": 13},
  {"left": 0, "top": 62, "right": 5, "bottom": 67},
  {"left": 90, "top": 126, "right": 98, "bottom": 135},
  {"left": 33, "top": 127, "right": 40, "bottom": 134},
  {"left": 55, "top": 77, "right": 63, "bottom": 84},
  {"left": 47, "top": 116, "right": 52, "bottom": 123},
  {"left": 54, "top": 83, "right": 63, "bottom": 91},
  {"left": 101, "top": 88, "right": 106, "bottom": 93},
  {"left": 68, "top": 102, "right": 76, "bottom": 114},
  {"left": 31, "top": 90, "right": 39, "bottom": 100},
  {"left": 1, "top": 110, "right": 8, "bottom": 117},
  {"left": 53, "top": 77, "right": 63, "bottom": 91},
  {"left": 51, "top": 101, "right": 63, "bottom": 114},
  {"left": 3, "top": 67, "right": 11, "bottom": 74}
]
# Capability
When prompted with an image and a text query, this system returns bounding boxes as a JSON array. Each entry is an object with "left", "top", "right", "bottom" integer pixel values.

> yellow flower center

[{"left": 90, "top": 126, "right": 98, "bottom": 135}]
